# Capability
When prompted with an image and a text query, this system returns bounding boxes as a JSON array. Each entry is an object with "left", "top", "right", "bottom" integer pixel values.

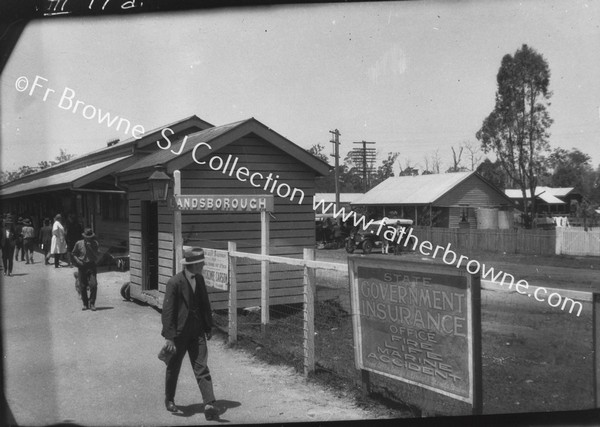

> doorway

[{"left": 141, "top": 201, "right": 158, "bottom": 291}]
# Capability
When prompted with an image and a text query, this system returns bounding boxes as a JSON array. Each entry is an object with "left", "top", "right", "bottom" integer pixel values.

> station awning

[{"left": 0, "top": 155, "right": 131, "bottom": 198}]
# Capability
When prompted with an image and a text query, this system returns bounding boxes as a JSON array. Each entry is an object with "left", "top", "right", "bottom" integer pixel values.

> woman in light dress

[{"left": 50, "top": 214, "right": 67, "bottom": 268}]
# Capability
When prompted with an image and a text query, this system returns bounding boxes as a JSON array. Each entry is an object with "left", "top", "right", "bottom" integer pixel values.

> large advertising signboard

[{"left": 348, "top": 257, "right": 481, "bottom": 405}]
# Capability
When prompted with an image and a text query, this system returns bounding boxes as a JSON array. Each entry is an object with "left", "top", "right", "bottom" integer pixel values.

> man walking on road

[
  {"left": 161, "top": 246, "right": 219, "bottom": 421},
  {"left": 71, "top": 228, "right": 100, "bottom": 311}
]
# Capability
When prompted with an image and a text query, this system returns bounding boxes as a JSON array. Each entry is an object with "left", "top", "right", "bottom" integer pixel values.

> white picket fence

[{"left": 555, "top": 227, "right": 600, "bottom": 256}]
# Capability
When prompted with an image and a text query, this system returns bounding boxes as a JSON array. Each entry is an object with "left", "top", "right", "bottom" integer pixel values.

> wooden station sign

[
  {"left": 169, "top": 194, "right": 274, "bottom": 213},
  {"left": 348, "top": 257, "right": 482, "bottom": 407}
]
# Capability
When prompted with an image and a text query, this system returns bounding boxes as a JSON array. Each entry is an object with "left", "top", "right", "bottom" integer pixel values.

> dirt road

[{"left": 2, "top": 259, "right": 382, "bottom": 425}]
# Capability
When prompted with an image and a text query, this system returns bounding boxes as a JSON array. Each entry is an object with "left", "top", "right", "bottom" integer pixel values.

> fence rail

[{"left": 225, "top": 243, "right": 345, "bottom": 375}]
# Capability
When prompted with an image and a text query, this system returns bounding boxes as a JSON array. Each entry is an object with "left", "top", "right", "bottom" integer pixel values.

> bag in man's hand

[{"left": 158, "top": 344, "right": 175, "bottom": 365}]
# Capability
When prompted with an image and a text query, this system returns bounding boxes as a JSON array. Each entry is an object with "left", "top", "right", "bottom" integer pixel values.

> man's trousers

[
  {"left": 165, "top": 330, "right": 215, "bottom": 404},
  {"left": 77, "top": 264, "right": 97, "bottom": 307},
  {"left": 2, "top": 246, "right": 15, "bottom": 274}
]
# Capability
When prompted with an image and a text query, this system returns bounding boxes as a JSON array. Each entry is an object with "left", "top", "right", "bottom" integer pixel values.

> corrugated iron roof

[
  {"left": 537, "top": 192, "right": 565, "bottom": 204},
  {"left": 119, "top": 117, "right": 331, "bottom": 177},
  {"left": 119, "top": 119, "right": 251, "bottom": 173},
  {"left": 0, "top": 156, "right": 131, "bottom": 198},
  {"left": 1, "top": 115, "right": 212, "bottom": 189},
  {"left": 352, "top": 172, "right": 474, "bottom": 205},
  {"left": 537, "top": 186, "right": 575, "bottom": 197}
]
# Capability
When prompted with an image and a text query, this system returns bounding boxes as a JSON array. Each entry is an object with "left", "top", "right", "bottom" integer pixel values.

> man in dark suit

[
  {"left": 1, "top": 218, "right": 17, "bottom": 276},
  {"left": 161, "top": 246, "right": 218, "bottom": 421},
  {"left": 71, "top": 228, "right": 100, "bottom": 311}
]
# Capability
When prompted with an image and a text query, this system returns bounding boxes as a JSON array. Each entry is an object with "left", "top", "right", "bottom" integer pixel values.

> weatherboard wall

[
  {"left": 123, "top": 134, "right": 317, "bottom": 310},
  {"left": 436, "top": 174, "right": 513, "bottom": 229}
]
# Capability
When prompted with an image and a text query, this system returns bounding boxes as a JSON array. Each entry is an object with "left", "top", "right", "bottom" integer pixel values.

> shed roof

[
  {"left": 504, "top": 186, "right": 574, "bottom": 203},
  {"left": 0, "top": 155, "right": 131, "bottom": 198},
  {"left": 119, "top": 118, "right": 331, "bottom": 177},
  {"left": 537, "top": 192, "right": 565, "bottom": 204},
  {"left": 352, "top": 172, "right": 476, "bottom": 205}
]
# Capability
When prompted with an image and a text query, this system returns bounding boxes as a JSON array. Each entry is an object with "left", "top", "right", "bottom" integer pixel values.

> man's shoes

[
  {"left": 90, "top": 303, "right": 96, "bottom": 311},
  {"left": 165, "top": 399, "right": 178, "bottom": 413},
  {"left": 204, "top": 401, "right": 218, "bottom": 421},
  {"left": 82, "top": 305, "right": 88, "bottom": 311}
]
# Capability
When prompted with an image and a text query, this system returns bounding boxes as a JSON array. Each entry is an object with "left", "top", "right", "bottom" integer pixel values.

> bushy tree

[
  {"left": 0, "top": 149, "right": 76, "bottom": 184},
  {"left": 545, "top": 147, "right": 592, "bottom": 189},
  {"left": 371, "top": 152, "right": 400, "bottom": 186},
  {"left": 476, "top": 158, "right": 510, "bottom": 190},
  {"left": 306, "top": 143, "right": 329, "bottom": 164},
  {"left": 476, "top": 44, "right": 553, "bottom": 224}
]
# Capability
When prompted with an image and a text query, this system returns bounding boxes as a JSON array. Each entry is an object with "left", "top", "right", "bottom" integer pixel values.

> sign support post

[
  {"left": 594, "top": 293, "right": 600, "bottom": 408},
  {"left": 261, "top": 209, "right": 270, "bottom": 335},
  {"left": 470, "top": 273, "right": 483, "bottom": 415},
  {"left": 303, "top": 248, "right": 316, "bottom": 376},
  {"left": 173, "top": 170, "right": 182, "bottom": 270},
  {"left": 228, "top": 241, "right": 238, "bottom": 345}
]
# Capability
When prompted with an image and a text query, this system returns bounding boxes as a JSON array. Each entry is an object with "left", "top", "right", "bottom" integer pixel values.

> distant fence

[
  {"left": 411, "top": 226, "right": 556, "bottom": 256},
  {"left": 556, "top": 228, "right": 600, "bottom": 257}
]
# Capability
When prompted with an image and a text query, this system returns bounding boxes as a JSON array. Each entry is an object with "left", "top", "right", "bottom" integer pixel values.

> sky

[{"left": 1, "top": 0, "right": 600, "bottom": 175}]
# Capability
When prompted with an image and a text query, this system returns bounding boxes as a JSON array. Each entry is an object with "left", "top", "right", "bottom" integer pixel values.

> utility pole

[
  {"left": 329, "top": 129, "right": 341, "bottom": 211},
  {"left": 352, "top": 140, "right": 376, "bottom": 192}
]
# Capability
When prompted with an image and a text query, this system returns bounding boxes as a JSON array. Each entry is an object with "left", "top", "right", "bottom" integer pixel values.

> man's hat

[
  {"left": 23, "top": 219, "right": 31, "bottom": 225},
  {"left": 181, "top": 246, "right": 205, "bottom": 265},
  {"left": 82, "top": 228, "right": 95, "bottom": 239}
]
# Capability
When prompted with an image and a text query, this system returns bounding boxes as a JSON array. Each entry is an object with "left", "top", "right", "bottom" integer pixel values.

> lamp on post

[{"left": 148, "top": 164, "right": 171, "bottom": 202}]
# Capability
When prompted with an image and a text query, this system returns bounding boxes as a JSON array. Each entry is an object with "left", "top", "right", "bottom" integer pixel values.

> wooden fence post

[
  {"left": 228, "top": 241, "right": 237, "bottom": 345},
  {"left": 594, "top": 293, "right": 600, "bottom": 408},
  {"left": 303, "top": 248, "right": 316, "bottom": 376}
]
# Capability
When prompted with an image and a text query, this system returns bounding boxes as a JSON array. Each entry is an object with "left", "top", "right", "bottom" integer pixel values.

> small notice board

[
  {"left": 202, "top": 248, "right": 229, "bottom": 291},
  {"left": 348, "top": 257, "right": 482, "bottom": 409}
]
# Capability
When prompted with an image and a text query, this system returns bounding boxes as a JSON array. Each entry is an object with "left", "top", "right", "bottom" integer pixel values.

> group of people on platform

[
  {"left": 1, "top": 212, "right": 100, "bottom": 311},
  {"left": 1, "top": 213, "right": 85, "bottom": 274}
]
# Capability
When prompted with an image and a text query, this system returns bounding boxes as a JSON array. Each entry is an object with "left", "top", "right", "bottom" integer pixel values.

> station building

[
  {"left": 0, "top": 115, "right": 329, "bottom": 309},
  {"left": 116, "top": 118, "right": 329, "bottom": 308}
]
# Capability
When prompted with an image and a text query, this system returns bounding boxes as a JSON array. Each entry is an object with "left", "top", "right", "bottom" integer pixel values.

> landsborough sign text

[
  {"left": 170, "top": 194, "right": 275, "bottom": 212},
  {"left": 349, "top": 257, "right": 481, "bottom": 406}
]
